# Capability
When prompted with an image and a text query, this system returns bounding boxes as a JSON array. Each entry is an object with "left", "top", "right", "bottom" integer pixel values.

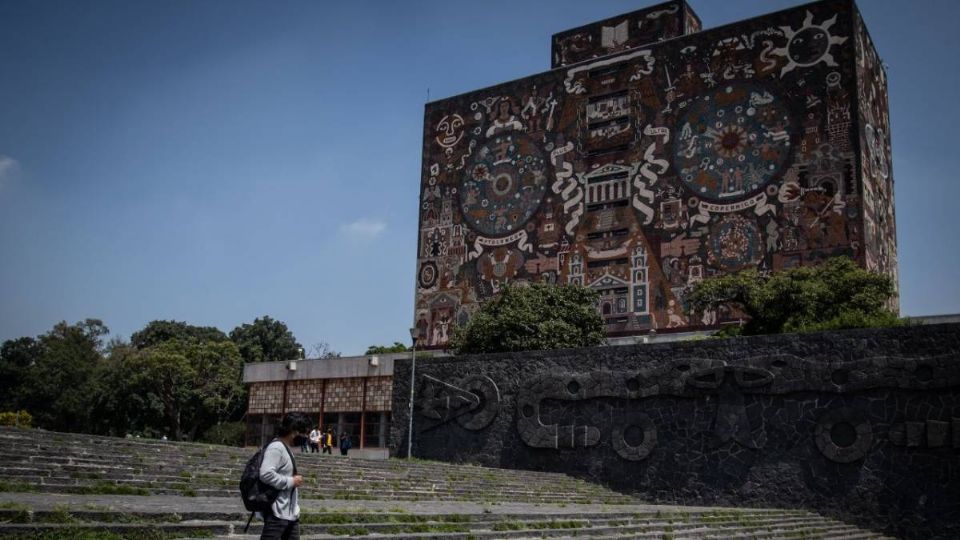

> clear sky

[{"left": 1, "top": 0, "right": 958, "bottom": 356}]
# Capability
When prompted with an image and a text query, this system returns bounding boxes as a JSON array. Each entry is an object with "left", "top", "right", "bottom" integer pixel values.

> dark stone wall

[{"left": 390, "top": 323, "right": 960, "bottom": 539}]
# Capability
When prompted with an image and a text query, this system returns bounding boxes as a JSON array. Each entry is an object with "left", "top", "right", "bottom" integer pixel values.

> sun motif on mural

[{"left": 774, "top": 11, "right": 848, "bottom": 76}]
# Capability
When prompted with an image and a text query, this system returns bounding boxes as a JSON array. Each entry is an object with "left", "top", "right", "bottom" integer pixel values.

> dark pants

[
  {"left": 309, "top": 442, "right": 319, "bottom": 453},
  {"left": 322, "top": 445, "right": 331, "bottom": 454},
  {"left": 260, "top": 513, "right": 299, "bottom": 540},
  {"left": 340, "top": 447, "right": 348, "bottom": 456}
]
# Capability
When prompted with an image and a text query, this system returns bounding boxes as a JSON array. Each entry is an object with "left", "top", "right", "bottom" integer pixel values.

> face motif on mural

[
  {"left": 774, "top": 11, "right": 848, "bottom": 76},
  {"left": 435, "top": 114, "right": 465, "bottom": 149}
]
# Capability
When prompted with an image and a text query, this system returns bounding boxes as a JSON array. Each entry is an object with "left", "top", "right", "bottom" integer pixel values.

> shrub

[
  {"left": 0, "top": 410, "right": 32, "bottom": 428},
  {"left": 687, "top": 257, "right": 902, "bottom": 336},
  {"left": 198, "top": 421, "right": 245, "bottom": 447},
  {"left": 449, "top": 284, "right": 603, "bottom": 354}
]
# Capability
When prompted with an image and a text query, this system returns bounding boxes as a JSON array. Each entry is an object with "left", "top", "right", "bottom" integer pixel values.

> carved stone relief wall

[
  {"left": 390, "top": 323, "right": 960, "bottom": 540},
  {"left": 415, "top": 0, "right": 896, "bottom": 349}
]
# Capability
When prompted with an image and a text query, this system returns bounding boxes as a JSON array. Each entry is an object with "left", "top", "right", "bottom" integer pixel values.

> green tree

[
  {"left": 364, "top": 342, "right": 410, "bottom": 355},
  {"left": 686, "top": 256, "right": 901, "bottom": 336},
  {"left": 0, "top": 337, "right": 43, "bottom": 410},
  {"left": 229, "top": 316, "right": 303, "bottom": 363},
  {"left": 130, "top": 320, "right": 228, "bottom": 349},
  {"left": 125, "top": 339, "right": 245, "bottom": 440},
  {"left": 449, "top": 283, "right": 604, "bottom": 354},
  {"left": 18, "top": 319, "right": 109, "bottom": 432},
  {"left": 87, "top": 343, "right": 150, "bottom": 437}
]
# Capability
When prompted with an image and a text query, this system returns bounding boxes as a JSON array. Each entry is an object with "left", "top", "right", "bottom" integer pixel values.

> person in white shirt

[
  {"left": 308, "top": 426, "right": 321, "bottom": 453},
  {"left": 259, "top": 412, "right": 310, "bottom": 540}
]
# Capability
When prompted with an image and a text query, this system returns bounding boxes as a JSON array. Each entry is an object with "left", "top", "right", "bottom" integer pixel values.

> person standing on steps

[
  {"left": 339, "top": 432, "right": 352, "bottom": 456},
  {"left": 298, "top": 430, "right": 308, "bottom": 453},
  {"left": 322, "top": 428, "right": 334, "bottom": 455},
  {"left": 259, "top": 412, "right": 310, "bottom": 540},
  {"left": 308, "top": 426, "right": 320, "bottom": 454}
]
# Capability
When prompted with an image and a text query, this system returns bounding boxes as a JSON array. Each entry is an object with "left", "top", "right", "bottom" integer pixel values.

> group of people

[{"left": 299, "top": 425, "right": 352, "bottom": 456}]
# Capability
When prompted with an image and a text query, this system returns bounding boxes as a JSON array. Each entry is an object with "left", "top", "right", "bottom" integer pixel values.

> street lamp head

[{"left": 409, "top": 327, "right": 418, "bottom": 345}]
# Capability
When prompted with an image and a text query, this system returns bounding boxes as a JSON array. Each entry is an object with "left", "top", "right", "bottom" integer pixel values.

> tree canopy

[
  {"left": 686, "top": 257, "right": 901, "bottom": 336},
  {"left": 449, "top": 283, "right": 604, "bottom": 354},
  {"left": 3, "top": 317, "right": 256, "bottom": 443},
  {"left": 364, "top": 342, "right": 410, "bottom": 355},
  {"left": 130, "top": 320, "right": 228, "bottom": 349},
  {"left": 229, "top": 316, "right": 303, "bottom": 363},
  {"left": 0, "top": 337, "right": 43, "bottom": 411}
]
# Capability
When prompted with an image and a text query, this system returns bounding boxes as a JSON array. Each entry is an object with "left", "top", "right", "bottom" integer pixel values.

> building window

[
  {"left": 363, "top": 412, "right": 390, "bottom": 448},
  {"left": 341, "top": 412, "right": 362, "bottom": 448}
]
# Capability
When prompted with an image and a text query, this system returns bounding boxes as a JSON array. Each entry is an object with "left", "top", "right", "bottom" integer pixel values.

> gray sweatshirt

[{"left": 258, "top": 440, "right": 299, "bottom": 521}]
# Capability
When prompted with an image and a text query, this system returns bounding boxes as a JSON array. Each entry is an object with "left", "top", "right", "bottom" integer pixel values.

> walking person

[
  {"left": 308, "top": 426, "right": 320, "bottom": 454},
  {"left": 339, "top": 432, "right": 352, "bottom": 456},
  {"left": 259, "top": 412, "right": 310, "bottom": 540},
  {"left": 322, "top": 428, "right": 334, "bottom": 455}
]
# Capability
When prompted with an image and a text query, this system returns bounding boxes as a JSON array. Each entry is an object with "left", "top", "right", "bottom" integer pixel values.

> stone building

[
  {"left": 414, "top": 0, "right": 896, "bottom": 348},
  {"left": 243, "top": 354, "right": 402, "bottom": 456}
]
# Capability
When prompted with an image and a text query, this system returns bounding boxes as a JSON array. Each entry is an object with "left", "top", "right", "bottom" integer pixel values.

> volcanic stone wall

[
  {"left": 391, "top": 323, "right": 960, "bottom": 539},
  {"left": 414, "top": 0, "right": 895, "bottom": 348}
]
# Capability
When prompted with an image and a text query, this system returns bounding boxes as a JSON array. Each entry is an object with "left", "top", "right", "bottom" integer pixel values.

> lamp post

[{"left": 407, "top": 327, "right": 418, "bottom": 459}]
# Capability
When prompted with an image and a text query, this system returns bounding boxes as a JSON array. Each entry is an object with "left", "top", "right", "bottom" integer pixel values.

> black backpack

[{"left": 239, "top": 439, "right": 298, "bottom": 531}]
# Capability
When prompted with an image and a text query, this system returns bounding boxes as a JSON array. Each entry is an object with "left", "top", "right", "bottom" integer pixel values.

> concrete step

[
  {"left": 0, "top": 517, "right": 876, "bottom": 540},
  {"left": 0, "top": 426, "right": 894, "bottom": 539},
  {"left": 0, "top": 465, "right": 613, "bottom": 493}
]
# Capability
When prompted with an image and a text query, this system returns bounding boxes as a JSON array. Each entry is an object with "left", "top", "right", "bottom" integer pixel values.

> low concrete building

[{"left": 242, "top": 353, "right": 407, "bottom": 457}]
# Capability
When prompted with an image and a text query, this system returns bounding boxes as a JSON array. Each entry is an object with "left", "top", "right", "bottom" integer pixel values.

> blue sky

[{"left": 1, "top": 0, "right": 958, "bottom": 355}]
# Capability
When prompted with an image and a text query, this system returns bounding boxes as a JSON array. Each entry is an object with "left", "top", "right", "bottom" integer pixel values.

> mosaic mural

[
  {"left": 415, "top": 0, "right": 896, "bottom": 347},
  {"left": 854, "top": 10, "right": 898, "bottom": 310}
]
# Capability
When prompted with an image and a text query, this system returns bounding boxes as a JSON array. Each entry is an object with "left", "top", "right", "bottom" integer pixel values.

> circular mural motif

[
  {"left": 707, "top": 215, "right": 762, "bottom": 270},
  {"left": 612, "top": 412, "right": 657, "bottom": 461},
  {"left": 673, "top": 84, "right": 792, "bottom": 202},
  {"left": 455, "top": 375, "right": 501, "bottom": 431},
  {"left": 460, "top": 134, "right": 549, "bottom": 236},
  {"left": 417, "top": 260, "right": 438, "bottom": 289},
  {"left": 814, "top": 407, "right": 873, "bottom": 464}
]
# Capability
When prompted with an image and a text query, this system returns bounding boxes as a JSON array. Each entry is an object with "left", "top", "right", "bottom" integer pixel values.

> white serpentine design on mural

[
  {"left": 645, "top": 4, "right": 679, "bottom": 19},
  {"left": 455, "top": 139, "right": 477, "bottom": 171},
  {"left": 550, "top": 141, "right": 583, "bottom": 236},
  {"left": 758, "top": 40, "right": 778, "bottom": 73},
  {"left": 633, "top": 125, "right": 670, "bottom": 225},
  {"left": 742, "top": 28, "right": 784, "bottom": 49}
]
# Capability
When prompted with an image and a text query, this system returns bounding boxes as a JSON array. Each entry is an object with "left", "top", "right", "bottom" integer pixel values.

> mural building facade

[{"left": 415, "top": 0, "right": 896, "bottom": 347}]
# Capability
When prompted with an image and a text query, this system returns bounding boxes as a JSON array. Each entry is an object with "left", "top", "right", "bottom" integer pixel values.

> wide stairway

[{"left": 0, "top": 426, "right": 892, "bottom": 539}]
